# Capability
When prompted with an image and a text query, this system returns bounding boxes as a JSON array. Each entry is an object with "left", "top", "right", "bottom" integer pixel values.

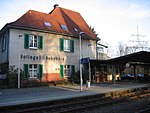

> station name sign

[{"left": 20, "top": 54, "right": 65, "bottom": 61}]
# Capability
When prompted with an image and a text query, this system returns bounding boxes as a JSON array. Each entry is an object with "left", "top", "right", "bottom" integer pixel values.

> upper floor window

[
  {"left": 64, "top": 39, "right": 70, "bottom": 52},
  {"left": 29, "top": 35, "right": 38, "bottom": 49},
  {"left": 60, "top": 38, "right": 74, "bottom": 53},
  {"left": 24, "top": 34, "right": 43, "bottom": 50},
  {"left": 61, "top": 25, "right": 68, "bottom": 30},
  {"left": 0, "top": 35, "right": 6, "bottom": 52}
]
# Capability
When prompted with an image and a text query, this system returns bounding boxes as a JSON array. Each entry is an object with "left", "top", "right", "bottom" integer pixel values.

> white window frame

[
  {"left": 29, "top": 64, "right": 38, "bottom": 78},
  {"left": 64, "top": 39, "right": 70, "bottom": 52},
  {"left": 64, "top": 65, "right": 71, "bottom": 77},
  {"left": 29, "top": 35, "right": 38, "bottom": 49}
]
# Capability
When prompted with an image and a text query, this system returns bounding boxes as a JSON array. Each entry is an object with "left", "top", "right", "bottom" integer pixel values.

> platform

[{"left": 0, "top": 82, "right": 149, "bottom": 107}]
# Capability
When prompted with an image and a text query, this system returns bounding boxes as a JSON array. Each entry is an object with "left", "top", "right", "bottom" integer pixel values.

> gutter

[{"left": 1, "top": 24, "right": 99, "bottom": 41}]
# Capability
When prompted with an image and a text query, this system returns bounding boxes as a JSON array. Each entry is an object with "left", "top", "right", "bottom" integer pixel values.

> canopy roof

[{"left": 91, "top": 51, "right": 150, "bottom": 65}]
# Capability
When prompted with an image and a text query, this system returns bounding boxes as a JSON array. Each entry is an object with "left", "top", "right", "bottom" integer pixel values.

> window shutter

[
  {"left": 71, "top": 65, "right": 75, "bottom": 76},
  {"left": 60, "top": 65, "right": 64, "bottom": 78},
  {"left": 23, "top": 64, "right": 28, "bottom": 79},
  {"left": 38, "top": 64, "right": 43, "bottom": 80},
  {"left": 38, "top": 36, "right": 43, "bottom": 50},
  {"left": 70, "top": 40, "right": 74, "bottom": 52},
  {"left": 59, "top": 38, "right": 64, "bottom": 51},
  {"left": 24, "top": 34, "right": 29, "bottom": 49}
]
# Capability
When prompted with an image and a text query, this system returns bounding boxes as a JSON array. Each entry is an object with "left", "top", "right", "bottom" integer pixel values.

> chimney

[
  {"left": 54, "top": 4, "right": 59, "bottom": 9},
  {"left": 49, "top": 4, "right": 59, "bottom": 14}
]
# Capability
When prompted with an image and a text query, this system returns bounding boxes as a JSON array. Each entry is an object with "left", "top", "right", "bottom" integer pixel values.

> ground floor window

[
  {"left": 24, "top": 64, "right": 43, "bottom": 80},
  {"left": 60, "top": 65, "right": 75, "bottom": 78},
  {"left": 64, "top": 65, "right": 71, "bottom": 77},
  {"left": 29, "top": 64, "right": 38, "bottom": 78}
]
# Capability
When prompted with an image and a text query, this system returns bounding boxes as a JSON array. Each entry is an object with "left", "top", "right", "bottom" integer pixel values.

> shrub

[
  {"left": 71, "top": 71, "right": 80, "bottom": 84},
  {"left": 6, "top": 66, "right": 48, "bottom": 88},
  {"left": 21, "top": 80, "right": 48, "bottom": 88},
  {"left": 6, "top": 66, "right": 18, "bottom": 88},
  {"left": 71, "top": 70, "right": 89, "bottom": 84}
]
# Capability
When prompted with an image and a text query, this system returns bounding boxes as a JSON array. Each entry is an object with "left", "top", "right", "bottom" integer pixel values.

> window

[
  {"left": 24, "top": 34, "right": 43, "bottom": 50},
  {"left": 60, "top": 65, "right": 75, "bottom": 78},
  {"left": 64, "top": 39, "right": 70, "bottom": 52},
  {"left": 61, "top": 25, "right": 68, "bottom": 30},
  {"left": 24, "top": 64, "right": 43, "bottom": 80},
  {"left": 74, "top": 28, "right": 78, "bottom": 32},
  {"left": 60, "top": 38, "right": 74, "bottom": 52},
  {"left": 44, "top": 22, "right": 51, "bottom": 27},
  {"left": 29, "top": 35, "right": 38, "bottom": 49},
  {"left": 0, "top": 36, "right": 6, "bottom": 51},
  {"left": 29, "top": 64, "right": 38, "bottom": 78},
  {"left": 64, "top": 65, "right": 71, "bottom": 77}
]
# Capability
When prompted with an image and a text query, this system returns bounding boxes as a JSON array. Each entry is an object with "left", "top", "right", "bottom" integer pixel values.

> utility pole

[
  {"left": 127, "top": 26, "right": 148, "bottom": 54},
  {"left": 131, "top": 26, "right": 146, "bottom": 44}
]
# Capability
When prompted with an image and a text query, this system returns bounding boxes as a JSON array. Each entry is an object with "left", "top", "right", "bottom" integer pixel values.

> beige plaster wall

[{"left": 9, "top": 29, "right": 97, "bottom": 73}]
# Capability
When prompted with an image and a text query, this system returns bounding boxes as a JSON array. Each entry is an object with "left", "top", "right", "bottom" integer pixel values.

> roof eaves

[
  {"left": 1, "top": 23, "right": 98, "bottom": 40},
  {"left": 0, "top": 23, "right": 10, "bottom": 36},
  {"left": 6, "top": 24, "right": 86, "bottom": 38}
]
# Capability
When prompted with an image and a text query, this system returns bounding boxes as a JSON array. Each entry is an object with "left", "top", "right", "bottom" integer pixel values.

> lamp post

[
  {"left": 18, "top": 34, "right": 22, "bottom": 89},
  {"left": 79, "top": 32, "right": 84, "bottom": 91},
  {"left": 88, "top": 44, "right": 92, "bottom": 83}
]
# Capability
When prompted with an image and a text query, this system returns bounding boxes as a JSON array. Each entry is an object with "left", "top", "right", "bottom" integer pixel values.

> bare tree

[
  {"left": 125, "top": 41, "right": 150, "bottom": 54},
  {"left": 117, "top": 41, "right": 127, "bottom": 56},
  {"left": 104, "top": 42, "right": 115, "bottom": 58},
  {"left": 116, "top": 40, "right": 150, "bottom": 56}
]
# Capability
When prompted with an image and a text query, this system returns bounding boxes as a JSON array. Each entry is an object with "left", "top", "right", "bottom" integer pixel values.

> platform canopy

[{"left": 91, "top": 51, "right": 150, "bottom": 65}]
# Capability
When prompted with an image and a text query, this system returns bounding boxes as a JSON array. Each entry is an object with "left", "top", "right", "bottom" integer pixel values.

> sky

[{"left": 0, "top": 0, "right": 150, "bottom": 57}]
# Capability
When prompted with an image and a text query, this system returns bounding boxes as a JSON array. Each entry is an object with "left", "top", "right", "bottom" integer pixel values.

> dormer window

[
  {"left": 74, "top": 28, "right": 78, "bottom": 32},
  {"left": 61, "top": 25, "right": 68, "bottom": 30},
  {"left": 44, "top": 22, "right": 51, "bottom": 27}
]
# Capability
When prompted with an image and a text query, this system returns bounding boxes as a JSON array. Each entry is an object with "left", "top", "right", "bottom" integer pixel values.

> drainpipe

[{"left": 96, "top": 40, "right": 98, "bottom": 59}]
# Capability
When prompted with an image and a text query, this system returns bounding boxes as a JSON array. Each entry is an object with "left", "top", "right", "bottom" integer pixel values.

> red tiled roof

[{"left": 9, "top": 7, "right": 98, "bottom": 40}]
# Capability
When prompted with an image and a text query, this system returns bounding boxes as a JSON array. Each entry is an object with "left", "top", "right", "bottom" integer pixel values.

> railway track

[
  {"left": 136, "top": 108, "right": 150, "bottom": 113},
  {"left": 0, "top": 87, "right": 150, "bottom": 113}
]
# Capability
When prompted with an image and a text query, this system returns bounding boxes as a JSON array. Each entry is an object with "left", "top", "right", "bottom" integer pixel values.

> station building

[{"left": 0, "top": 6, "right": 99, "bottom": 82}]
